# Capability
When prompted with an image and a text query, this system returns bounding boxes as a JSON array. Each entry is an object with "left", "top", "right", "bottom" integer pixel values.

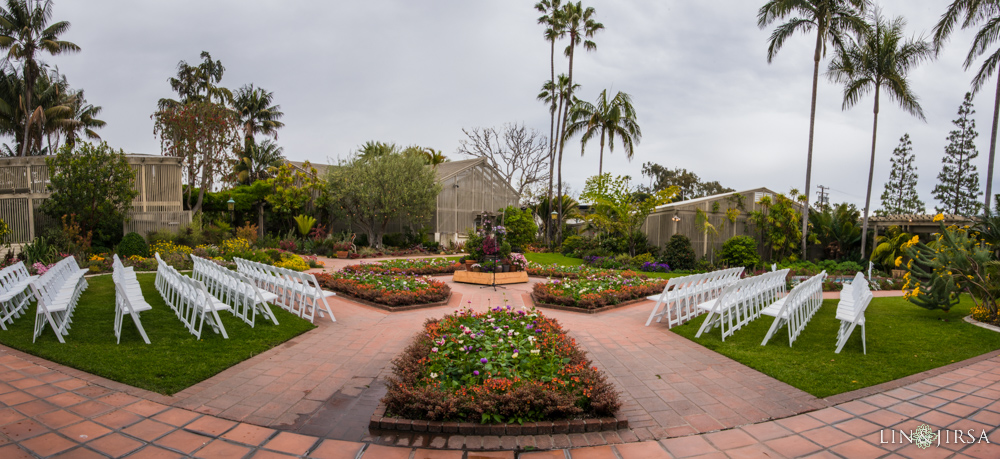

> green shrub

[
  {"left": 117, "top": 232, "right": 149, "bottom": 258},
  {"left": 662, "top": 234, "right": 696, "bottom": 270},
  {"left": 718, "top": 236, "right": 760, "bottom": 270}
]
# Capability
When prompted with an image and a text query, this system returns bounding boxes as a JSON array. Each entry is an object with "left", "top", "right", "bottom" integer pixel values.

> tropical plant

[
  {"left": 870, "top": 225, "right": 912, "bottom": 272},
  {"left": 555, "top": 1, "right": 602, "bottom": 245},
  {"left": 932, "top": 0, "right": 1000, "bottom": 212},
  {"left": 580, "top": 174, "right": 677, "bottom": 256},
  {"left": 0, "top": 0, "right": 80, "bottom": 157},
  {"left": 827, "top": 10, "right": 932, "bottom": 258},
  {"left": 565, "top": 89, "right": 641, "bottom": 176},
  {"left": 933, "top": 92, "right": 983, "bottom": 215},
  {"left": 758, "top": 0, "right": 869, "bottom": 260},
  {"left": 879, "top": 133, "right": 925, "bottom": 215}
]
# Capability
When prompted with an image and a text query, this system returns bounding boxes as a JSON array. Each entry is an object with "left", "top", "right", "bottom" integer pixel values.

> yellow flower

[{"left": 933, "top": 213, "right": 944, "bottom": 222}]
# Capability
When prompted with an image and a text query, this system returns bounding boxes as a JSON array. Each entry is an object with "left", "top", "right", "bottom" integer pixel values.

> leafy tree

[
  {"left": 0, "top": 0, "right": 80, "bottom": 157},
  {"left": 152, "top": 101, "right": 241, "bottom": 213},
  {"left": 328, "top": 150, "right": 441, "bottom": 249},
  {"left": 758, "top": 0, "right": 868, "bottom": 260},
  {"left": 933, "top": 0, "right": 1000, "bottom": 213},
  {"left": 580, "top": 173, "right": 677, "bottom": 256},
  {"left": 934, "top": 92, "right": 983, "bottom": 215},
  {"left": 565, "top": 89, "right": 641, "bottom": 176},
  {"left": 555, "top": 1, "right": 602, "bottom": 245},
  {"left": 265, "top": 161, "right": 323, "bottom": 228},
  {"left": 809, "top": 202, "right": 862, "bottom": 260},
  {"left": 498, "top": 205, "right": 538, "bottom": 249},
  {"left": 827, "top": 10, "right": 932, "bottom": 258},
  {"left": 39, "top": 142, "right": 138, "bottom": 247},
  {"left": 879, "top": 133, "right": 924, "bottom": 214},
  {"left": 747, "top": 190, "right": 804, "bottom": 262},
  {"left": 639, "top": 163, "right": 734, "bottom": 200}
]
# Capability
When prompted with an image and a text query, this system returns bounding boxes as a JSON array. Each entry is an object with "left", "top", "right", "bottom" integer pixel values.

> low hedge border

[{"left": 369, "top": 402, "right": 628, "bottom": 435}]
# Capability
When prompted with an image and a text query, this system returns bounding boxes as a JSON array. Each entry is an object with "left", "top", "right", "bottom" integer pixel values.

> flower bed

[
  {"left": 341, "top": 258, "right": 461, "bottom": 276},
  {"left": 315, "top": 272, "right": 450, "bottom": 306},
  {"left": 532, "top": 273, "right": 667, "bottom": 310},
  {"left": 525, "top": 262, "right": 649, "bottom": 280},
  {"left": 382, "top": 305, "right": 620, "bottom": 424}
]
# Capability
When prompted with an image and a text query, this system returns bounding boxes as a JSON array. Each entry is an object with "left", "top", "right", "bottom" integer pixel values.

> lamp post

[
  {"left": 227, "top": 198, "right": 235, "bottom": 225},
  {"left": 550, "top": 211, "right": 558, "bottom": 248}
]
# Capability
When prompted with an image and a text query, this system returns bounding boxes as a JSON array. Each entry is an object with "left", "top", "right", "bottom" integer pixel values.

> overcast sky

[{"left": 43, "top": 0, "right": 994, "bottom": 211}]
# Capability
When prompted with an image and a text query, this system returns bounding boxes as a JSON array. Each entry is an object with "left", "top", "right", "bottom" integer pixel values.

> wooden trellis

[{"left": 0, "top": 155, "right": 190, "bottom": 243}]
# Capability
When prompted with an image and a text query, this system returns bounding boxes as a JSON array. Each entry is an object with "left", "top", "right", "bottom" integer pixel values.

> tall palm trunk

[
  {"left": 860, "top": 84, "right": 881, "bottom": 259},
  {"left": 801, "top": 29, "right": 824, "bottom": 261},
  {"left": 986, "top": 74, "right": 1000, "bottom": 212}
]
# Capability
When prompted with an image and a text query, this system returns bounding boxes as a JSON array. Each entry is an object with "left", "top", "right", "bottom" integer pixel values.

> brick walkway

[{"left": 0, "top": 256, "right": 997, "bottom": 457}]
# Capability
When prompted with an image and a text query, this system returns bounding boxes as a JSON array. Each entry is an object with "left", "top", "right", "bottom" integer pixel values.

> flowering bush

[
  {"left": 382, "top": 303, "right": 620, "bottom": 423},
  {"left": 533, "top": 272, "right": 667, "bottom": 310},
  {"left": 316, "top": 271, "right": 450, "bottom": 306},
  {"left": 342, "top": 257, "right": 461, "bottom": 276}
]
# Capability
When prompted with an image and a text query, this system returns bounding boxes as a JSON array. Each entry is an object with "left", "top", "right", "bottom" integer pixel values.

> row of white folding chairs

[
  {"left": 836, "top": 272, "right": 872, "bottom": 354},
  {"left": 154, "top": 253, "right": 230, "bottom": 339},
  {"left": 645, "top": 267, "right": 744, "bottom": 327},
  {"left": 0, "top": 261, "right": 37, "bottom": 330},
  {"left": 191, "top": 255, "right": 278, "bottom": 327},
  {"left": 234, "top": 257, "right": 335, "bottom": 323},
  {"left": 30, "top": 256, "right": 88, "bottom": 343},
  {"left": 695, "top": 269, "right": 790, "bottom": 341},
  {"left": 112, "top": 255, "right": 152, "bottom": 344},
  {"left": 760, "top": 271, "right": 827, "bottom": 347}
]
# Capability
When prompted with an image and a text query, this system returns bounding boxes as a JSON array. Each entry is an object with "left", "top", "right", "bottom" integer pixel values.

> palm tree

[
  {"left": 232, "top": 84, "right": 284, "bottom": 151},
  {"left": 535, "top": 0, "right": 564, "bottom": 245},
  {"left": 758, "top": 0, "right": 868, "bottom": 260},
  {"left": 933, "top": 1, "right": 1000, "bottom": 213},
  {"left": 828, "top": 10, "right": 932, "bottom": 258},
  {"left": 565, "top": 89, "right": 641, "bottom": 176},
  {"left": 555, "top": 1, "right": 602, "bottom": 245},
  {"left": 0, "top": 0, "right": 80, "bottom": 156}
]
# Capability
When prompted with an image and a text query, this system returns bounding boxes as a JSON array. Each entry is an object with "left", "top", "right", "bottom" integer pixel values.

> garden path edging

[{"left": 368, "top": 402, "right": 628, "bottom": 437}]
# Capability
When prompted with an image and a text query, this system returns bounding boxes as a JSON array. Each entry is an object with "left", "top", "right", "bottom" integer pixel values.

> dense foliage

[{"left": 382, "top": 305, "right": 620, "bottom": 423}]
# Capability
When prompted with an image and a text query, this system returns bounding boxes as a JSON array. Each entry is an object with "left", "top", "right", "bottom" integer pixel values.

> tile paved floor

[{"left": 0, "top": 256, "right": 997, "bottom": 457}]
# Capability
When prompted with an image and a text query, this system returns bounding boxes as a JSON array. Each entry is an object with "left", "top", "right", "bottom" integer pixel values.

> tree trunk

[
  {"left": 986, "top": 73, "right": 1000, "bottom": 213},
  {"left": 800, "top": 28, "right": 824, "bottom": 261},
  {"left": 860, "top": 85, "right": 881, "bottom": 259}
]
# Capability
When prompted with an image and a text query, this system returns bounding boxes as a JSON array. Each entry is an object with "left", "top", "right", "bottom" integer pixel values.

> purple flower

[
  {"left": 473, "top": 370, "right": 480, "bottom": 376},
  {"left": 480, "top": 358, "right": 488, "bottom": 364}
]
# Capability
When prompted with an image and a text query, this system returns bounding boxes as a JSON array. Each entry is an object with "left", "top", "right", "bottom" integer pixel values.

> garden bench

[
  {"left": 0, "top": 262, "right": 37, "bottom": 330},
  {"left": 112, "top": 255, "right": 152, "bottom": 344},
  {"left": 760, "top": 271, "right": 826, "bottom": 346},
  {"left": 645, "top": 267, "right": 744, "bottom": 327},
  {"left": 154, "top": 253, "right": 230, "bottom": 339},
  {"left": 191, "top": 255, "right": 278, "bottom": 327},
  {"left": 695, "top": 269, "right": 789, "bottom": 341},
  {"left": 30, "top": 256, "right": 88, "bottom": 343},
  {"left": 234, "top": 257, "right": 335, "bottom": 323},
  {"left": 835, "top": 272, "right": 872, "bottom": 354}
]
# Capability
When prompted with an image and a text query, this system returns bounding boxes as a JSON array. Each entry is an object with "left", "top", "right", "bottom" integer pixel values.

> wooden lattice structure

[
  {"left": 0, "top": 155, "right": 191, "bottom": 244},
  {"left": 643, "top": 187, "right": 791, "bottom": 260}
]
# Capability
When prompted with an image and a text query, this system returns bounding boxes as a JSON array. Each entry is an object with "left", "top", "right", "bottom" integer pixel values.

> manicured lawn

[
  {"left": 671, "top": 295, "right": 1000, "bottom": 398},
  {"left": 0, "top": 273, "right": 315, "bottom": 395}
]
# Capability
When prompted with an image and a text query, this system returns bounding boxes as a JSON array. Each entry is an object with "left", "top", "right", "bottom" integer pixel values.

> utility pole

[{"left": 816, "top": 185, "right": 829, "bottom": 210}]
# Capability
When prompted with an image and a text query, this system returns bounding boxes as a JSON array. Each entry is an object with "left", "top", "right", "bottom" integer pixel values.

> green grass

[
  {"left": 0, "top": 273, "right": 315, "bottom": 395},
  {"left": 671, "top": 296, "right": 1000, "bottom": 398}
]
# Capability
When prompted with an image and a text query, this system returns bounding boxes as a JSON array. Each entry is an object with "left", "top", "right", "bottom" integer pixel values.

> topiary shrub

[
  {"left": 662, "top": 234, "right": 696, "bottom": 270},
  {"left": 718, "top": 236, "right": 760, "bottom": 270},
  {"left": 117, "top": 232, "right": 149, "bottom": 259}
]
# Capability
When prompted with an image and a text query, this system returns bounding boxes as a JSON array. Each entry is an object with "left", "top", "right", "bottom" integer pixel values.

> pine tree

[
  {"left": 933, "top": 92, "right": 982, "bottom": 215},
  {"left": 880, "top": 134, "right": 925, "bottom": 214}
]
